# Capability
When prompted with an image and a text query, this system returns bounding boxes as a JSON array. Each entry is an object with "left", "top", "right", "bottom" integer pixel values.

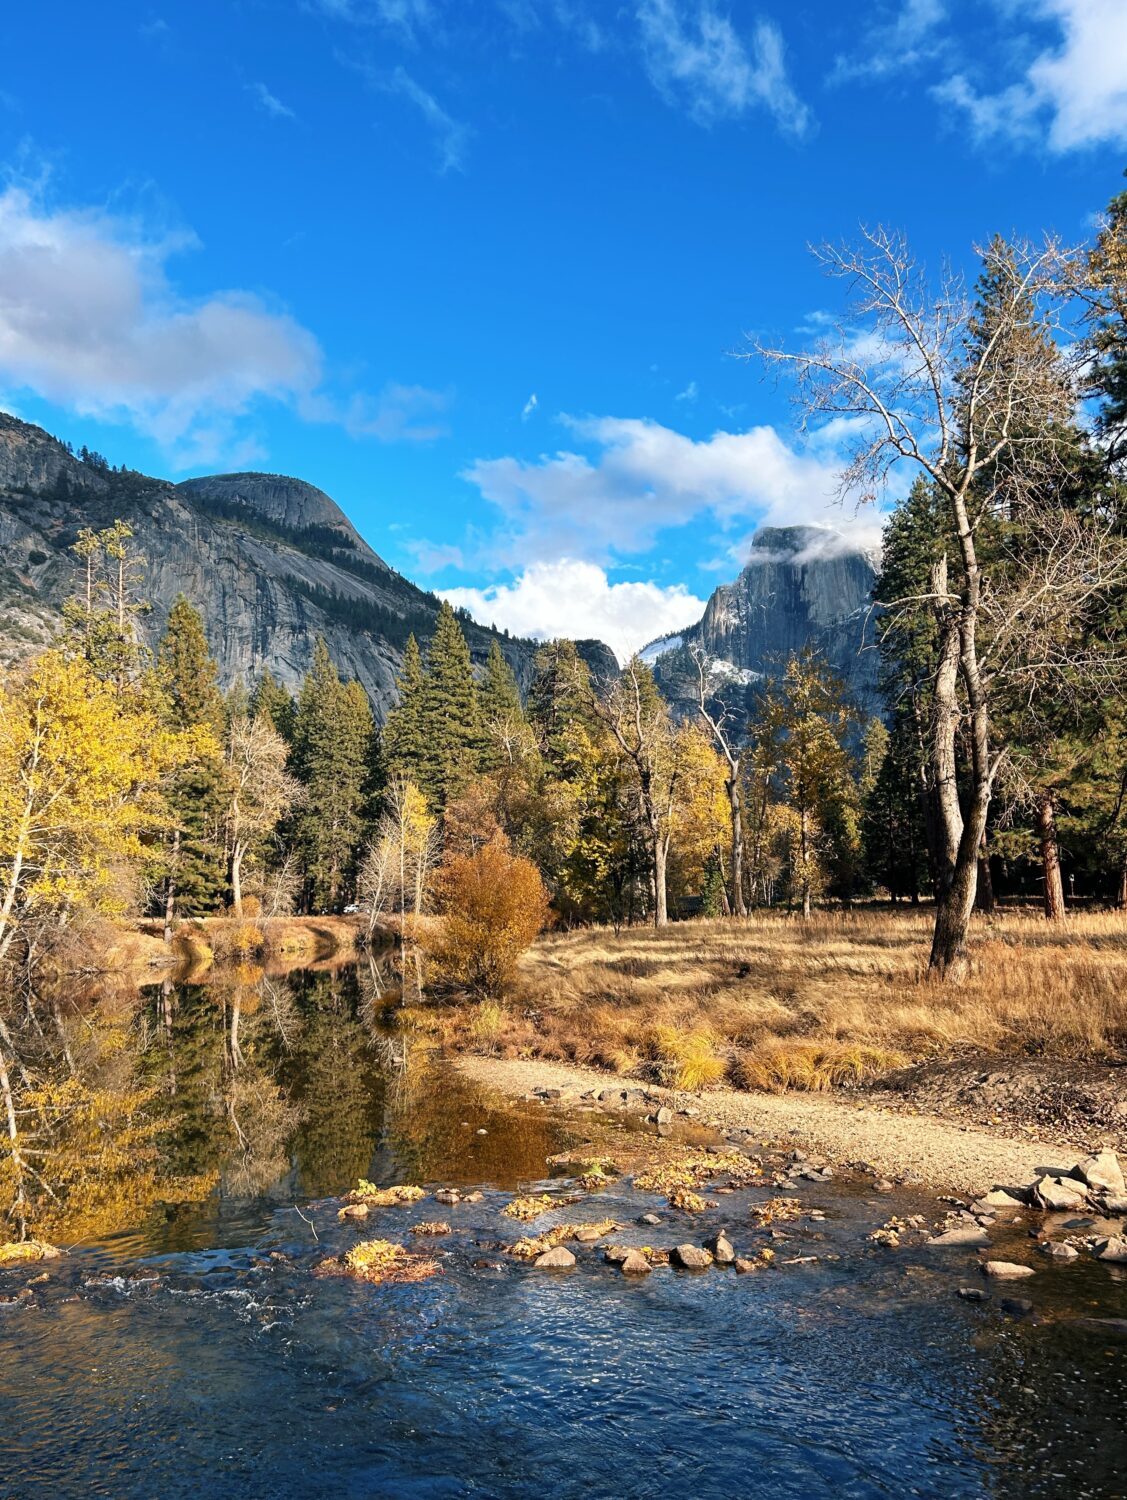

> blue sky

[{"left": 1, "top": 0, "right": 1125, "bottom": 655}]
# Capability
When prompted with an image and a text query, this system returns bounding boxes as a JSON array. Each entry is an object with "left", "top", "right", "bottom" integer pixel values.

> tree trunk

[
  {"left": 975, "top": 841, "right": 995, "bottom": 913},
  {"left": 929, "top": 572, "right": 963, "bottom": 897},
  {"left": 1038, "top": 795, "right": 1065, "bottom": 921},
  {"left": 163, "top": 829, "right": 180, "bottom": 943},
  {"left": 230, "top": 841, "right": 244, "bottom": 917},
  {"left": 653, "top": 836, "right": 668, "bottom": 928},
  {"left": 0, "top": 1036, "right": 26, "bottom": 1241},
  {"left": 799, "top": 805, "right": 812, "bottom": 920},
  {"left": 728, "top": 776, "right": 746, "bottom": 918},
  {"left": 929, "top": 803, "right": 987, "bottom": 978}
]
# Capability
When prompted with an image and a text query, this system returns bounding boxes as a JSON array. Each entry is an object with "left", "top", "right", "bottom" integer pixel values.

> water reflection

[{"left": 1, "top": 956, "right": 1125, "bottom": 1498}]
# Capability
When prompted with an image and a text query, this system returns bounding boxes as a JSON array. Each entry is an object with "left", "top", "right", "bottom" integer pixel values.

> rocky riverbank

[{"left": 454, "top": 1054, "right": 1117, "bottom": 1197}]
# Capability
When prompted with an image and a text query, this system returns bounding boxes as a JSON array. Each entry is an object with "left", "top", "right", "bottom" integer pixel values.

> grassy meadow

[{"left": 417, "top": 908, "right": 1127, "bottom": 1094}]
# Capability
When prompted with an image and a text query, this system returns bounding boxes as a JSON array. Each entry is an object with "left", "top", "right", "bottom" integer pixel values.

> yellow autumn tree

[{"left": 0, "top": 650, "right": 183, "bottom": 962}]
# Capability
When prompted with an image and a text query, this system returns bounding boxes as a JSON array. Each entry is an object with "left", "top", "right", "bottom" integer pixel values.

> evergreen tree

[
  {"left": 477, "top": 641, "right": 526, "bottom": 772},
  {"left": 383, "top": 634, "right": 427, "bottom": 787},
  {"left": 416, "top": 603, "right": 483, "bottom": 809},
  {"left": 154, "top": 598, "right": 227, "bottom": 919},
  {"left": 159, "top": 596, "right": 225, "bottom": 733},
  {"left": 527, "top": 639, "right": 597, "bottom": 775},
  {"left": 251, "top": 668, "right": 296, "bottom": 742},
  {"left": 291, "top": 639, "right": 375, "bottom": 911}
]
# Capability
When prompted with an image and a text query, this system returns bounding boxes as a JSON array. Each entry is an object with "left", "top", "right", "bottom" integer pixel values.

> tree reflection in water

[{"left": 1, "top": 949, "right": 571, "bottom": 1247}]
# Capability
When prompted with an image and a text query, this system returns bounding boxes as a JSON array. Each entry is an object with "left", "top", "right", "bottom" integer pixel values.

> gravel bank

[{"left": 455, "top": 1055, "right": 1090, "bottom": 1196}]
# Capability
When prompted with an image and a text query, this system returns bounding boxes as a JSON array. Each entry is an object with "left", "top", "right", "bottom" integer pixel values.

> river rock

[
  {"left": 655, "top": 1106, "right": 674, "bottom": 1126},
  {"left": 1000, "top": 1297, "right": 1034, "bottom": 1317},
  {"left": 619, "top": 1250, "right": 652, "bottom": 1276},
  {"left": 982, "top": 1260, "right": 1036, "bottom": 1279},
  {"left": 1076, "top": 1150, "right": 1125, "bottom": 1197},
  {"left": 733, "top": 1257, "right": 758, "bottom": 1274},
  {"left": 639, "top": 1213, "right": 662, "bottom": 1227},
  {"left": 928, "top": 1227, "right": 991, "bottom": 1248},
  {"left": 572, "top": 1226, "right": 605, "bottom": 1243},
  {"left": 603, "top": 1245, "right": 630, "bottom": 1265},
  {"left": 1071, "top": 1318, "right": 1127, "bottom": 1338},
  {"left": 434, "top": 1189, "right": 461, "bottom": 1206},
  {"left": 463, "top": 1191, "right": 484, "bottom": 1204},
  {"left": 1040, "top": 1241, "right": 1079, "bottom": 1260},
  {"left": 1034, "top": 1176, "right": 1089, "bottom": 1212},
  {"left": 671, "top": 1244, "right": 713, "bottom": 1270},
  {"left": 1094, "top": 1236, "right": 1127, "bottom": 1263},
  {"left": 534, "top": 1247, "right": 575, "bottom": 1270},
  {"left": 976, "top": 1189, "right": 1025, "bottom": 1210},
  {"left": 706, "top": 1231, "right": 736, "bottom": 1265},
  {"left": 1100, "top": 1194, "right": 1127, "bottom": 1215},
  {"left": 958, "top": 1287, "right": 988, "bottom": 1302}
]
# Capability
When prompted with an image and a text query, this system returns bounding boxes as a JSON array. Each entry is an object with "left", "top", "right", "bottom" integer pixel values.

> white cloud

[
  {"left": 388, "top": 66, "right": 470, "bottom": 171},
  {"left": 441, "top": 558, "right": 706, "bottom": 660},
  {"left": 249, "top": 82, "right": 296, "bottom": 120},
  {"left": 636, "top": 1, "right": 811, "bottom": 136},
  {"left": 0, "top": 184, "right": 322, "bottom": 461},
  {"left": 0, "top": 183, "right": 443, "bottom": 464},
  {"left": 332, "top": 381, "right": 449, "bottom": 441},
  {"left": 521, "top": 391, "right": 538, "bottom": 419},
  {"left": 830, "top": 0, "right": 947, "bottom": 84},
  {"left": 935, "top": 0, "right": 1127, "bottom": 151},
  {"left": 461, "top": 413, "right": 866, "bottom": 565},
  {"left": 674, "top": 379, "right": 698, "bottom": 402},
  {"left": 316, "top": 0, "right": 435, "bottom": 34}
]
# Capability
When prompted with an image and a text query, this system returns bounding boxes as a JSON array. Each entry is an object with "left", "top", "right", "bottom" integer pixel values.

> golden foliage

[
  {"left": 316, "top": 1238, "right": 441, "bottom": 1284},
  {"left": 732, "top": 1041, "right": 907, "bottom": 1093},
  {"left": 429, "top": 841, "right": 551, "bottom": 997},
  {"left": 643, "top": 1024, "right": 727, "bottom": 1091},
  {"left": 501, "top": 1193, "right": 555, "bottom": 1222},
  {"left": 0, "top": 1240, "right": 60, "bottom": 1265},
  {"left": 410, "top": 1220, "right": 452, "bottom": 1236},
  {"left": 347, "top": 1181, "right": 426, "bottom": 1206}
]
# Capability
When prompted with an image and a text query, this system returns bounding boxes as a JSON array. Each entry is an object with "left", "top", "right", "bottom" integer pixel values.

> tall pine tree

[
  {"left": 291, "top": 639, "right": 376, "bottom": 911},
  {"left": 416, "top": 603, "right": 482, "bottom": 809},
  {"left": 155, "top": 597, "right": 228, "bottom": 920}
]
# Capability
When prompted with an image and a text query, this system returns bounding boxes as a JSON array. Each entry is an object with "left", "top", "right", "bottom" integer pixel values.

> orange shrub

[{"left": 430, "top": 842, "right": 550, "bottom": 997}]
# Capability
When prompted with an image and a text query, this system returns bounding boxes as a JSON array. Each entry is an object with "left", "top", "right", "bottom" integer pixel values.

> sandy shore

[{"left": 455, "top": 1055, "right": 1089, "bottom": 1196}]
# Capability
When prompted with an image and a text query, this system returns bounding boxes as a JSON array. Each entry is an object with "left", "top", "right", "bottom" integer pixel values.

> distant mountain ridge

[
  {"left": 0, "top": 413, "right": 617, "bottom": 717},
  {"left": 643, "top": 524, "right": 880, "bottom": 717}
]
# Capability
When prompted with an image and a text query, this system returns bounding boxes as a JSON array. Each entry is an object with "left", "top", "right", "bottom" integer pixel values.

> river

[{"left": 0, "top": 961, "right": 1124, "bottom": 1498}]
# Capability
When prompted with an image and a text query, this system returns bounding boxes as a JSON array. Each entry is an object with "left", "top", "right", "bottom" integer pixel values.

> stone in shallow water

[
  {"left": 982, "top": 1260, "right": 1036, "bottom": 1280},
  {"left": 534, "top": 1247, "right": 575, "bottom": 1269},
  {"left": 1040, "top": 1241, "right": 1078, "bottom": 1261},
  {"left": 619, "top": 1250, "right": 652, "bottom": 1276},
  {"left": 706, "top": 1231, "right": 736, "bottom": 1265},
  {"left": 1094, "top": 1237, "right": 1127, "bottom": 1263},
  {"left": 927, "top": 1227, "right": 990, "bottom": 1248},
  {"left": 958, "top": 1287, "right": 988, "bottom": 1302},
  {"left": 1001, "top": 1297, "right": 1034, "bottom": 1317},
  {"left": 639, "top": 1213, "right": 662, "bottom": 1227},
  {"left": 976, "top": 1189, "right": 1025, "bottom": 1210},
  {"left": 434, "top": 1189, "right": 461, "bottom": 1206},
  {"left": 1034, "top": 1177, "right": 1088, "bottom": 1212},
  {"left": 671, "top": 1244, "right": 713, "bottom": 1270}
]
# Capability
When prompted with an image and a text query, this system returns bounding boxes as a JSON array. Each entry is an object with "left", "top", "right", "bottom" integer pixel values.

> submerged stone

[
  {"left": 671, "top": 1244, "right": 713, "bottom": 1270},
  {"left": 982, "top": 1260, "right": 1035, "bottom": 1280}
]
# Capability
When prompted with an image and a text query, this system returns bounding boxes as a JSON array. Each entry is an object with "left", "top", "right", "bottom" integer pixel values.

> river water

[{"left": 0, "top": 963, "right": 1124, "bottom": 1499}]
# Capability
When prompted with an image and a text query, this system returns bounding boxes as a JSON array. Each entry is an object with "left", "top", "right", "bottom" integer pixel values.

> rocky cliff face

[
  {"left": 645, "top": 525, "right": 880, "bottom": 717},
  {"left": 0, "top": 413, "right": 614, "bottom": 717}
]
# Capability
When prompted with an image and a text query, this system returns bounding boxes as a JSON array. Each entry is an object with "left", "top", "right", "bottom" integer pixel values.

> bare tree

[
  {"left": 689, "top": 646, "right": 746, "bottom": 916},
  {"left": 224, "top": 716, "right": 301, "bottom": 915},
  {"left": 586, "top": 658, "right": 681, "bottom": 927},
  {"left": 756, "top": 228, "right": 1126, "bottom": 976}
]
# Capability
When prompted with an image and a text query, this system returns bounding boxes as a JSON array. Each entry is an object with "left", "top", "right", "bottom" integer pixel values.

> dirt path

[{"left": 455, "top": 1055, "right": 1090, "bottom": 1196}]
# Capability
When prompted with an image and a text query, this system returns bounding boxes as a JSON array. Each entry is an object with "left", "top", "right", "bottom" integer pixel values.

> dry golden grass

[{"left": 416, "top": 907, "right": 1127, "bottom": 1093}]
